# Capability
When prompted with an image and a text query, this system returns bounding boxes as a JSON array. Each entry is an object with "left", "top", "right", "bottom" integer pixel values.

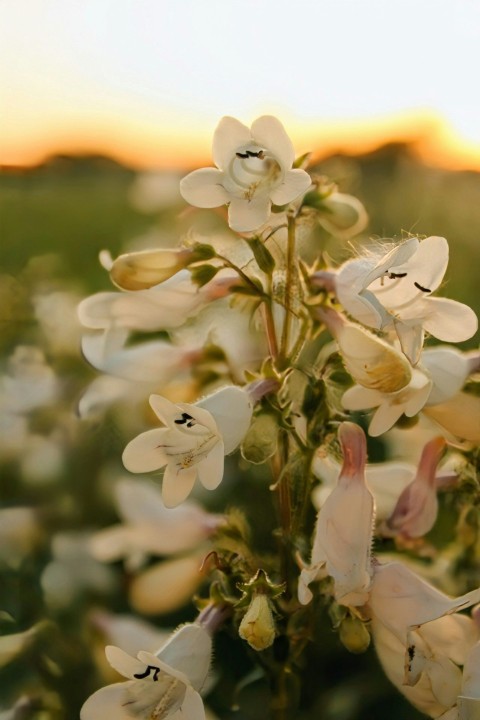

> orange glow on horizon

[{"left": 2, "top": 110, "right": 480, "bottom": 173}]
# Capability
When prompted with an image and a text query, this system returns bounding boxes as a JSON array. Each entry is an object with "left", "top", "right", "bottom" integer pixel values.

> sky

[{"left": 1, "top": 0, "right": 480, "bottom": 169}]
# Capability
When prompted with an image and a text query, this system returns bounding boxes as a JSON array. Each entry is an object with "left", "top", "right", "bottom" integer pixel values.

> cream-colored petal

[
  {"left": 105, "top": 645, "right": 146, "bottom": 679},
  {"left": 342, "top": 385, "right": 384, "bottom": 411},
  {"left": 181, "top": 688, "right": 206, "bottom": 720},
  {"left": 423, "top": 348, "right": 469, "bottom": 405},
  {"left": 122, "top": 429, "right": 169, "bottom": 473},
  {"left": 80, "top": 682, "right": 137, "bottom": 720},
  {"left": 368, "top": 402, "right": 405, "bottom": 437},
  {"left": 395, "top": 320, "right": 424, "bottom": 365},
  {"left": 227, "top": 196, "right": 271, "bottom": 233},
  {"left": 269, "top": 169, "right": 311, "bottom": 205},
  {"left": 212, "top": 116, "right": 252, "bottom": 170},
  {"left": 180, "top": 168, "right": 229, "bottom": 208},
  {"left": 424, "top": 392, "right": 480, "bottom": 443},
  {"left": 197, "top": 385, "right": 253, "bottom": 454},
  {"left": 421, "top": 297, "right": 478, "bottom": 343},
  {"left": 162, "top": 465, "right": 197, "bottom": 508},
  {"left": 156, "top": 624, "right": 212, "bottom": 692},
  {"left": 129, "top": 555, "right": 203, "bottom": 615},
  {"left": 250, "top": 115, "right": 295, "bottom": 169},
  {"left": 196, "top": 441, "right": 224, "bottom": 490}
]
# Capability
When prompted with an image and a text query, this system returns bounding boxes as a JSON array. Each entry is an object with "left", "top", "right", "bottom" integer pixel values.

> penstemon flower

[
  {"left": 180, "top": 116, "right": 311, "bottom": 232},
  {"left": 335, "top": 236, "right": 478, "bottom": 364},
  {"left": 122, "top": 386, "right": 253, "bottom": 507},
  {"left": 80, "top": 622, "right": 212, "bottom": 720}
]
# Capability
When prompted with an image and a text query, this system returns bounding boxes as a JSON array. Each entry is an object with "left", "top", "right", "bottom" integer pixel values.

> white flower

[
  {"left": 298, "top": 422, "right": 374, "bottom": 606},
  {"left": 180, "top": 116, "right": 311, "bottom": 233},
  {"left": 335, "top": 237, "right": 478, "bottom": 364},
  {"left": 342, "top": 345, "right": 471, "bottom": 437},
  {"left": 81, "top": 623, "right": 211, "bottom": 720},
  {"left": 122, "top": 386, "right": 253, "bottom": 507},
  {"left": 90, "top": 478, "right": 220, "bottom": 570},
  {"left": 78, "top": 269, "right": 238, "bottom": 332}
]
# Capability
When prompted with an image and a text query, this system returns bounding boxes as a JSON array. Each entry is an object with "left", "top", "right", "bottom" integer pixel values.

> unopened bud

[
  {"left": 339, "top": 615, "right": 370, "bottom": 654},
  {"left": 239, "top": 594, "right": 276, "bottom": 651}
]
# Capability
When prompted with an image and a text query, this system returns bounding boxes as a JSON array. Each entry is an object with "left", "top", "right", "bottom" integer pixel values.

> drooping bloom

[
  {"left": 122, "top": 386, "right": 253, "bottom": 507},
  {"left": 81, "top": 622, "right": 212, "bottom": 720},
  {"left": 335, "top": 236, "right": 478, "bottom": 364},
  {"left": 180, "top": 116, "right": 311, "bottom": 233},
  {"left": 298, "top": 422, "right": 374, "bottom": 606},
  {"left": 342, "top": 345, "right": 472, "bottom": 437}
]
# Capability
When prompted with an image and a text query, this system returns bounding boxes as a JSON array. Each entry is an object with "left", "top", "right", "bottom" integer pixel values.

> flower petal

[
  {"left": 180, "top": 168, "right": 229, "bottom": 208},
  {"left": 394, "top": 320, "right": 424, "bottom": 365},
  {"left": 105, "top": 645, "right": 147, "bottom": 679},
  {"left": 421, "top": 297, "right": 478, "bottom": 343},
  {"left": 227, "top": 196, "right": 271, "bottom": 233},
  {"left": 181, "top": 687, "right": 206, "bottom": 720},
  {"left": 197, "top": 386, "right": 253, "bottom": 454},
  {"left": 212, "top": 116, "right": 252, "bottom": 170},
  {"left": 162, "top": 465, "right": 197, "bottom": 508},
  {"left": 156, "top": 624, "right": 212, "bottom": 692},
  {"left": 129, "top": 554, "right": 203, "bottom": 615},
  {"left": 368, "top": 402, "right": 405, "bottom": 437},
  {"left": 423, "top": 347, "right": 470, "bottom": 405},
  {"left": 424, "top": 392, "right": 480, "bottom": 443},
  {"left": 80, "top": 682, "right": 136, "bottom": 720},
  {"left": 122, "top": 429, "right": 170, "bottom": 473},
  {"left": 342, "top": 385, "right": 383, "bottom": 410},
  {"left": 196, "top": 440, "right": 224, "bottom": 490},
  {"left": 250, "top": 115, "right": 295, "bottom": 169},
  {"left": 269, "top": 169, "right": 311, "bottom": 205}
]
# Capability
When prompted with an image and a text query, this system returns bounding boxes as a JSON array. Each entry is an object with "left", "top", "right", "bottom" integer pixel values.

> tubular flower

[
  {"left": 180, "top": 116, "right": 311, "bottom": 233},
  {"left": 335, "top": 236, "right": 478, "bottom": 364},
  {"left": 80, "top": 623, "right": 211, "bottom": 720},
  {"left": 342, "top": 345, "right": 471, "bottom": 437},
  {"left": 298, "top": 422, "right": 374, "bottom": 607},
  {"left": 122, "top": 386, "right": 253, "bottom": 507}
]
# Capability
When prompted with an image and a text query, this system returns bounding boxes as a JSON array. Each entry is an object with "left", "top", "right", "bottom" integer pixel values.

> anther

[{"left": 414, "top": 282, "right": 431, "bottom": 293}]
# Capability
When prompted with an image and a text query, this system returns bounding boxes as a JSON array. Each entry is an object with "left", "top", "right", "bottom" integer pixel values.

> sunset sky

[{"left": 1, "top": 0, "right": 480, "bottom": 169}]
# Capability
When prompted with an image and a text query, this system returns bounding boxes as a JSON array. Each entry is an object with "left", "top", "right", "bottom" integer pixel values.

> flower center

[{"left": 227, "top": 144, "right": 283, "bottom": 200}]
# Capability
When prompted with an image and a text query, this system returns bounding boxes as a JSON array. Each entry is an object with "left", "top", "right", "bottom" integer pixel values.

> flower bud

[
  {"left": 339, "top": 615, "right": 370, "bottom": 654},
  {"left": 239, "top": 594, "right": 276, "bottom": 651}
]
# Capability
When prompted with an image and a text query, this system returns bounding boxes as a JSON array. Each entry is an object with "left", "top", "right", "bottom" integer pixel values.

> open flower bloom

[
  {"left": 180, "top": 116, "right": 311, "bottom": 232},
  {"left": 335, "top": 236, "right": 478, "bottom": 364},
  {"left": 122, "top": 386, "right": 253, "bottom": 507},
  {"left": 342, "top": 345, "right": 471, "bottom": 437},
  {"left": 298, "top": 422, "right": 374, "bottom": 606},
  {"left": 90, "top": 478, "right": 221, "bottom": 570},
  {"left": 81, "top": 622, "right": 211, "bottom": 720},
  {"left": 456, "top": 610, "right": 480, "bottom": 720},
  {"left": 78, "top": 269, "right": 239, "bottom": 333},
  {"left": 369, "top": 562, "right": 480, "bottom": 719}
]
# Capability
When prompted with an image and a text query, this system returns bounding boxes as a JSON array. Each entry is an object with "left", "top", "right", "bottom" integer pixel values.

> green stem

[
  {"left": 279, "top": 212, "right": 297, "bottom": 367},
  {"left": 262, "top": 300, "right": 279, "bottom": 361}
]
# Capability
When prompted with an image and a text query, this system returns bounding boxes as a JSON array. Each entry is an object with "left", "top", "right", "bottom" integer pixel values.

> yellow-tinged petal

[{"left": 110, "top": 249, "right": 194, "bottom": 291}]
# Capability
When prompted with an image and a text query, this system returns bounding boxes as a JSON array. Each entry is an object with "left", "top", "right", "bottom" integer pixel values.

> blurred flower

[
  {"left": 180, "top": 116, "right": 311, "bottom": 232},
  {"left": 34, "top": 291, "right": 82, "bottom": 355},
  {"left": 0, "top": 507, "right": 43, "bottom": 569},
  {"left": 0, "top": 625, "right": 40, "bottom": 668},
  {"left": 41, "top": 533, "right": 117, "bottom": 609},
  {"left": 335, "top": 237, "right": 478, "bottom": 364},
  {"left": 298, "top": 422, "right": 374, "bottom": 606},
  {"left": 90, "top": 477, "right": 221, "bottom": 570},
  {"left": 456, "top": 608, "right": 480, "bottom": 719},
  {"left": 81, "top": 622, "right": 212, "bottom": 720},
  {"left": 129, "top": 170, "right": 183, "bottom": 213},
  {"left": 123, "top": 386, "right": 253, "bottom": 507},
  {"left": 129, "top": 554, "right": 206, "bottom": 616},
  {"left": 0, "top": 346, "right": 59, "bottom": 416},
  {"left": 78, "top": 269, "right": 238, "bottom": 332},
  {"left": 109, "top": 248, "right": 196, "bottom": 292}
]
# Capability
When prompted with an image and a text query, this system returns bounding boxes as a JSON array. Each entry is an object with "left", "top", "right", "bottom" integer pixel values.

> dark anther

[
  {"left": 407, "top": 645, "right": 415, "bottom": 661},
  {"left": 414, "top": 281, "right": 431, "bottom": 293},
  {"left": 134, "top": 664, "right": 161, "bottom": 681},
  {"left": 175, "top": 412, "right": 194, "bottom": 425},
  {"left": 388, "top": 272, "right": 407, "bottom": 279},
  {"left": 236, "top": 150, "right": 265, "bottom": 159}
]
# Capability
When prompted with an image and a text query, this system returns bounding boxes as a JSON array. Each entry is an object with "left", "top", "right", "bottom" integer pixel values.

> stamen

[
  {"left": 388, "top": 272, "right": 407, "bottom": 279},
  {"left": 414, "top": 282, "right": 431, "bottom": 293},
  {"left": 175, "top": 412, "right": 195, "bottom": 427},
  {"left": 134, "top": 664, "right": 161, "bottom": 681}
]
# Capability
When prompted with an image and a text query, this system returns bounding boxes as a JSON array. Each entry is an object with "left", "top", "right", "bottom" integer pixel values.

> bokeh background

[{"left": 1, "top": 1, "right": 479, "bottom": 718}]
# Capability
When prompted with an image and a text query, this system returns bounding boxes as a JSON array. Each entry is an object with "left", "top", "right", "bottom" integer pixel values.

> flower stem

[{"left": 279, "top": 212, "right": 297, "bottom": 368}]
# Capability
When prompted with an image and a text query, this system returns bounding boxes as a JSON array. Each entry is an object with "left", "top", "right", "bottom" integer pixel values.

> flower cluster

[{"left": 69, "top": 114, "right": 480, "bottom": 720}]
